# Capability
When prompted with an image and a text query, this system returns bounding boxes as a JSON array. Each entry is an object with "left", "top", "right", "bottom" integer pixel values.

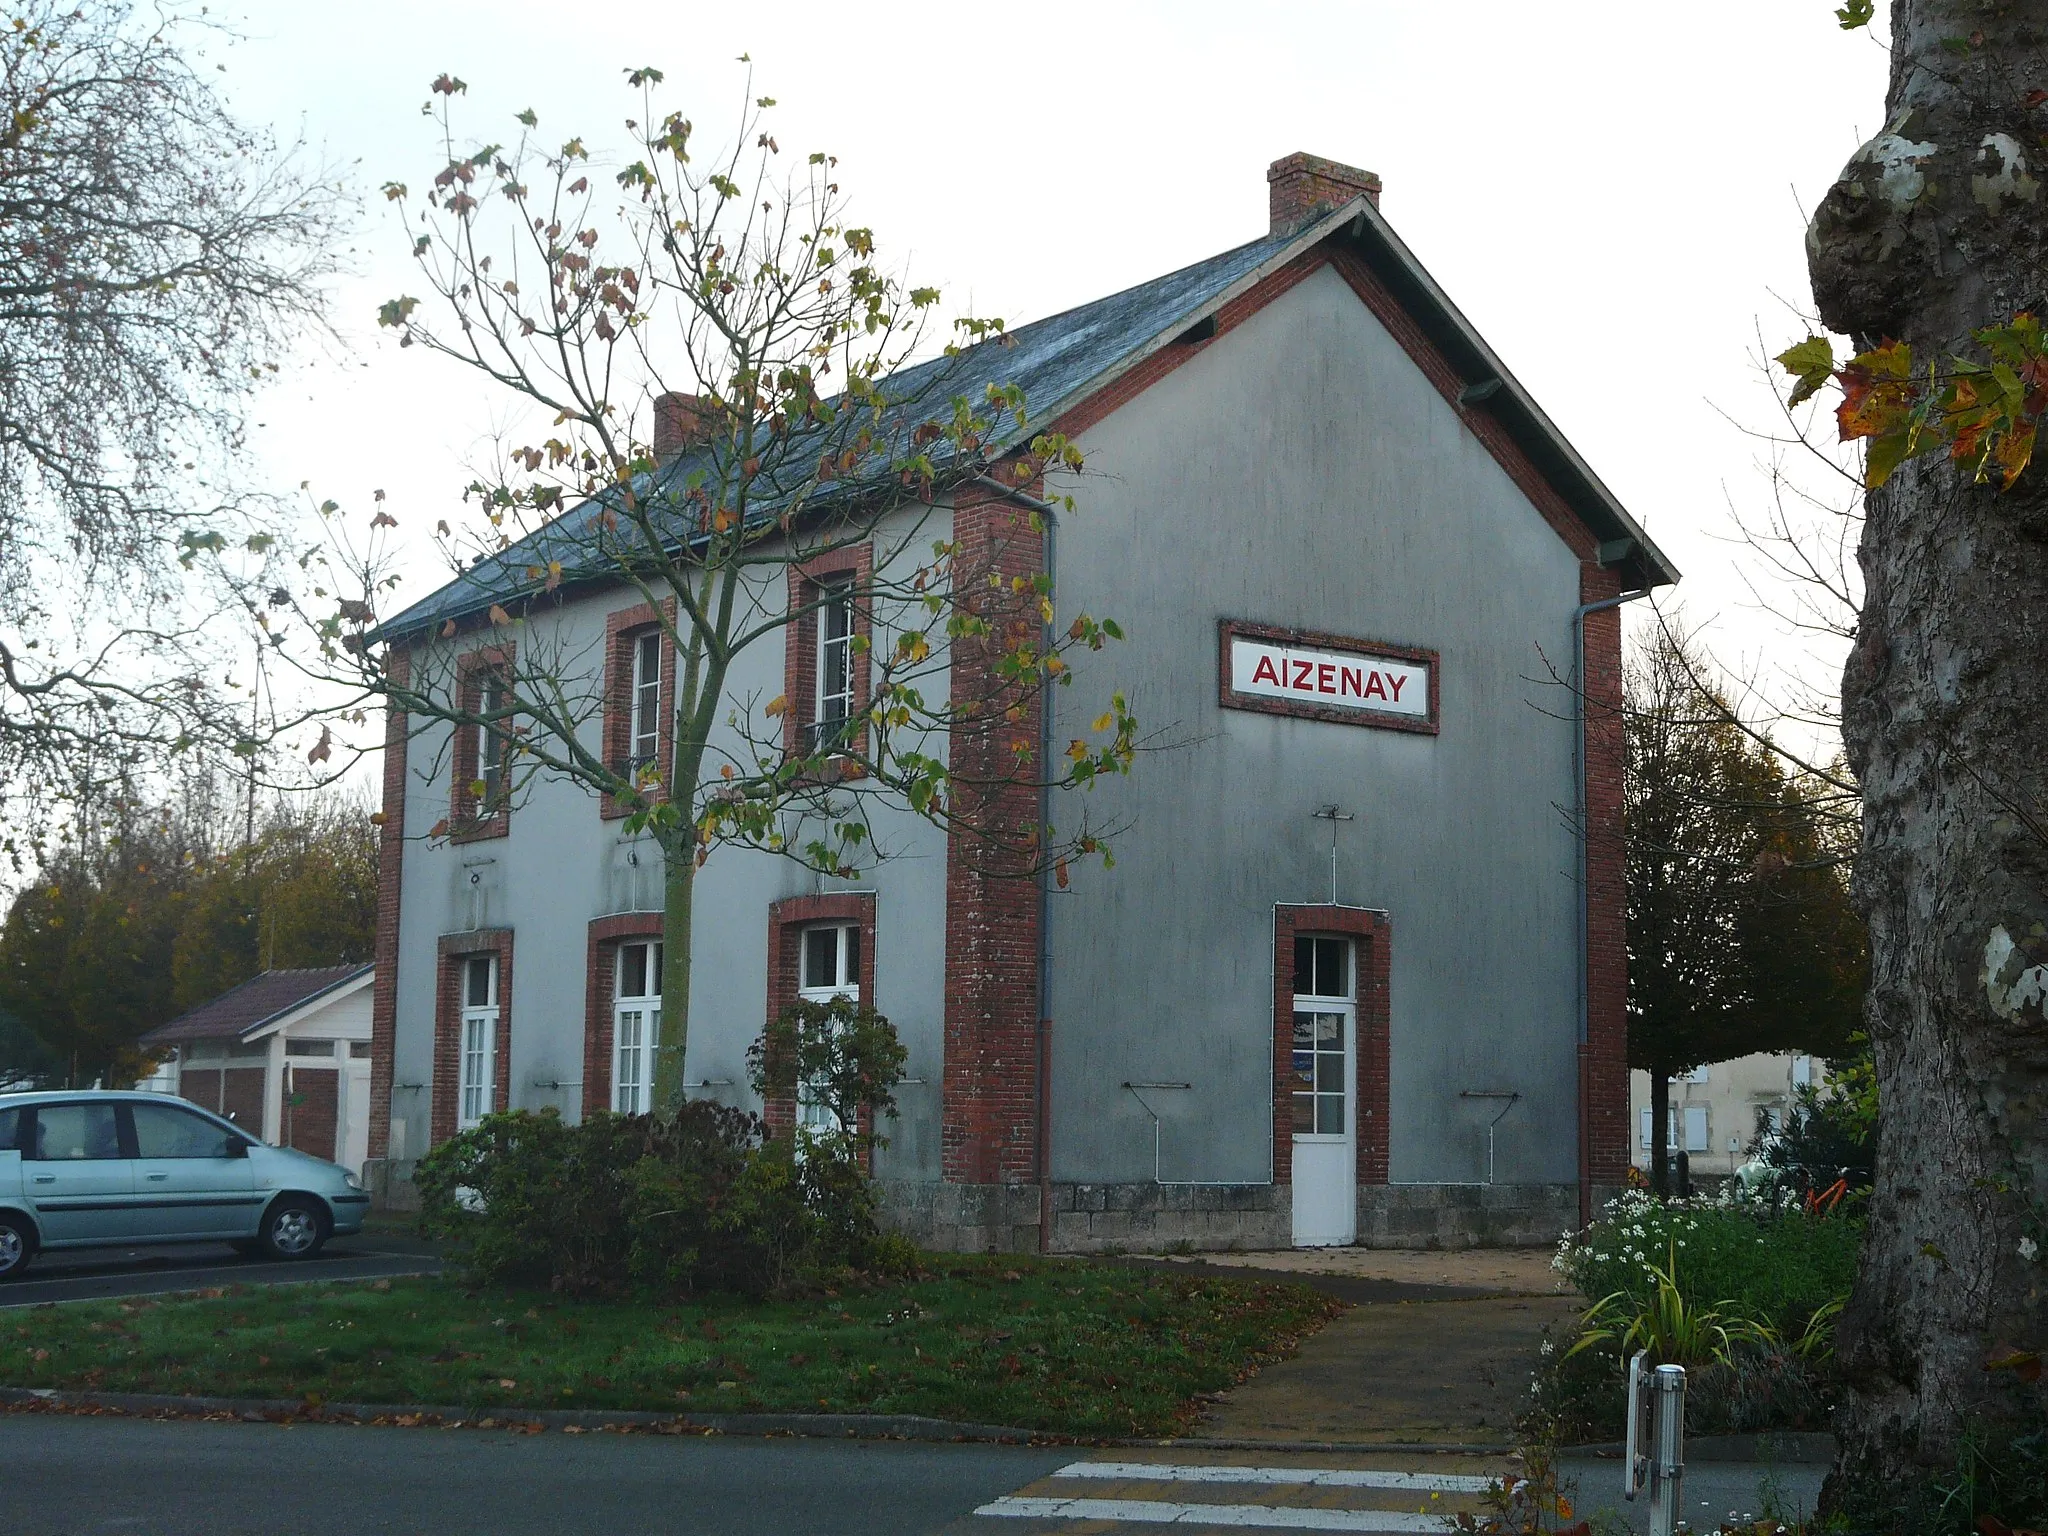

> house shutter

[{"left": 1683, "top": 1105, "right": 1709, "bottom": 1152}]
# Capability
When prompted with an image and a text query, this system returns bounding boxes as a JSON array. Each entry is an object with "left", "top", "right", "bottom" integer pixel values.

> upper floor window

[
  {"left": 454, "top": 652, "right": 514, "bottom": 835},
  {"left": 629, "top": 630, "right": 662, "bottom": 775},
  {"left": 809, "top": 582, "right": 855, "bottom": 753},
  {"left": 478, "top": 674, "right": 509, "bottom": 811}
]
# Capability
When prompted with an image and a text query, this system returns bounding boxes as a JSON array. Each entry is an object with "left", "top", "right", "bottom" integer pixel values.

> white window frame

[
  {"left": 629, "top": 630, "right": 661, "bottom": 775},
  {"left": 1639, "top": 1105, "right": 1712, "bottom": 1152},
  {"left": 795, "top": 923, "right": 860, "bottom": 1136},
  {"left": 458, "top": 955, "right": 498, "bottom": 1130},
  {"left": 612, "top": 940, "right": 663, "bottom": 1116},
  {"left": 478, "top": 675, "right": 509, "bottom": 811},
  {"left": 811, "top": 582, "right": 855, "bottom": 752},
  {"left": 1290, "top": 936, "right": 1354, "bottom": 1142}
]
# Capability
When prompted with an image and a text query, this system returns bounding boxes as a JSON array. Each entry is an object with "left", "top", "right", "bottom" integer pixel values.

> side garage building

[{"left": 367, "top": 154, "right": 1677, "bottom": 1252}]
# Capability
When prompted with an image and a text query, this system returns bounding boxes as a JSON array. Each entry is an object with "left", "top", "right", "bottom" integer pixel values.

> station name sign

[{"left": 1218, "top": 619, "right": 1439, "bottom": 735}]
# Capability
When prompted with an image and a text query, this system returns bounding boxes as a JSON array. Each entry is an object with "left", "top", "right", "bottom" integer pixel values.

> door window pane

[
  {"left": 132, "top": 1102, "right": 229, "bottom": 1158},
  {"left": 0, "top": 1107, "right": 18, "bottom": 1152},
  {"left": 33, "top": 1103, "right": 122, "bottom": 1160},
  {"left": 466, "top": 955, "right": 495, "bottom": 1009},
  {"left": 1289, "top": 1010, "right": 1348, "bottom": 1136}
]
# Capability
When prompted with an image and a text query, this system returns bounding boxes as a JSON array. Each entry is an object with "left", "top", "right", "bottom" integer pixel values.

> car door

[
  {"left": 124, "top": 1100, "right": 260, "bottom": 1240},
  {"left": 22, "top": 1102, "right": 134, "bottom": 1245}
]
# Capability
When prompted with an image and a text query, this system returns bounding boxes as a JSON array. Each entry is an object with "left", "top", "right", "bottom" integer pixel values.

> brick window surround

[
  {"left": 450, "top": 645, "right": 514, "bottom": 843},
  {"left": 600, "top": 600, "right": 678, "bottom": 821},
  {"left": 431, "top": 929, "right": 513, "bottom": 1147},
  {"left": 763, "top": 893, "right": 878, "bottom": 1142},
  {"left": 782, "top": 544, "right": 873, "bottom": 765},
  {"left": 1271, "top": 906, "right": 1390, "bottom": 1188},
  {"left": 582, "top": 910, "right": 666, "bottom": 1117}
]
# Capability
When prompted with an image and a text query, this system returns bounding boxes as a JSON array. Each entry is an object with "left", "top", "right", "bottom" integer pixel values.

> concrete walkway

[{"left": 1197, "top": 1293, "right": 1583, "bottom": 1446}]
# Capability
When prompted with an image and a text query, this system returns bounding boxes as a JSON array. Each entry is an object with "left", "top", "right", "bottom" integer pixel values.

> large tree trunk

[
  {"left": 1808, "top": 2, "right": 2048, "bottom": 1509},
  {"left": 652, "top": 843, "right": 695, "bottom": 1115}
]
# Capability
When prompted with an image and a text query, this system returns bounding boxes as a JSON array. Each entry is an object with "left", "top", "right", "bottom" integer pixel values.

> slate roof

[
  {"left": 376, "top": 197, "right": 1675, "bottom": 642},
  {"left": 139, "top": 965, "right": 372, "bottom": 1047}
]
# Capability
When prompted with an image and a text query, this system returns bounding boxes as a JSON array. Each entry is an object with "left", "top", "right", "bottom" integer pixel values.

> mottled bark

[{"left": 1807, "top": 0, "right": 2048, "bottom": 1507}]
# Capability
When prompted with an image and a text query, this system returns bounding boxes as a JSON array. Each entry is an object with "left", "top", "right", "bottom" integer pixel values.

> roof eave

[
  {"left": 1033, "top": 196, "right": 1678, "bottom": 592},
  {"left": 1335, "top": 197, "right": 1680, "bottom": 590}
]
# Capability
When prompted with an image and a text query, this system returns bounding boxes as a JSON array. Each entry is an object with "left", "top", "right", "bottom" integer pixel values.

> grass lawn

[{"left": 4, "top": 1255, "right": 1340, "bottom": 1437}]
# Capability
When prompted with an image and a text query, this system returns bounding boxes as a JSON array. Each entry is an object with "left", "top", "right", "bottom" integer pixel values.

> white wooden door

[
  {"left": 341, "top": 1060, "right": 371, "bottom": 1176},
  {"left": 1290, "top": 937, "right": 1357, "bottom": 1247}
]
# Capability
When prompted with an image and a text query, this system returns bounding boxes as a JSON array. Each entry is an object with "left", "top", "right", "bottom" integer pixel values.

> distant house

[
  {"left": 1630, "top": 1052, "right": 1828, "bottom": 1179},
  {"left": 137, "top": 966, "right": 374, "bottom": 1175}
]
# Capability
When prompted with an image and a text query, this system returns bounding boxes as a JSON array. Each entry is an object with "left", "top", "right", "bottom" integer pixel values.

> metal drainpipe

[
  {"left": 971, "top": 473, "right": 1060, "bottom": 1254},
  {"left": 1573, "top": 586, "right": 1650, "bottom": 1229}
]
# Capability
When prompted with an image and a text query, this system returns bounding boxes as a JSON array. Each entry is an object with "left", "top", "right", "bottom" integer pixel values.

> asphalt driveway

[{"left": 0, "top": 1234, "right": 439, "bottom": 1307}]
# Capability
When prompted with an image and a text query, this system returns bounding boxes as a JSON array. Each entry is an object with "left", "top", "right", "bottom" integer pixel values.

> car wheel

[
  {"left": 0, "top": 1213, "right": 37, "bottom": 1280},
  {"left": 258, "top": 1197, "right": 329, "bottom": 1261}
]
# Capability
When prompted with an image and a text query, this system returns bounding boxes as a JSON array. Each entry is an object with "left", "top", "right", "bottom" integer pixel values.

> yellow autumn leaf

[
  {"left": 488, "top": 603, "right": 512, "bottom": 626},
  {"left": 1092, "top": 712, "right": 1113, "bottom": 733},
  {"left": 764, "top": 694, "right": 787, "bottom": 718}
]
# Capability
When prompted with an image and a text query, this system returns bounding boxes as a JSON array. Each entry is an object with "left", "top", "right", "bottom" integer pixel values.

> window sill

[{"left": 449, "top": 813, "right": 510, "bottom": 844}]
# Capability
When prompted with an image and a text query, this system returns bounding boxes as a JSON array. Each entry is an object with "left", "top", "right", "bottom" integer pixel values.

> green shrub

[
  {"left": 414, "top": 1004, "right": 914, "bottom": 1298},
  {"left": 1527, "top": 1190, "right": 1859, "bottom": 1443},
  {"left": 1554, "top": 1189, "right": 1860, "bottom": 1334},
  {"left": 415, "top": 1102, "right": 761, "bottom": 1294}
]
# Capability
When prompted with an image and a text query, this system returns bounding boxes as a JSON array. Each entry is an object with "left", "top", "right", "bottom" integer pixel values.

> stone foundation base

[
  {"left": 373, "top": 1159, "right": 1608, "bottom": 1256},
  {"left": 876, "top": 1180, "right": 1289, "bottom": 1255},
  {"left": 364, "top": 1157, "right": 422, "bottom": 1214},
  {"left": 1353, "top": 1182, "right": 1597, "bottom": 1250},
  {"left": 879, "top": 1180, "right": 1601, "bottom": 1255}
]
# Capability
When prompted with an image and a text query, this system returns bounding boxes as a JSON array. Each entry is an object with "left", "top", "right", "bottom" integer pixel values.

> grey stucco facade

[
  {"left": 1045, "top": 262, "right": 1583, "bottom": 1193},
  {"left": 370, "top": 156, "right": 1670, "bottom": 1251}
]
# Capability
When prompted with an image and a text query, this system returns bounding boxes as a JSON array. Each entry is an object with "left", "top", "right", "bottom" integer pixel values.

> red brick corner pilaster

[
  {"left": 782, "top": 542, "right": 874, "bottom": 761},
  {"left": 763, "top": 893, "right": 878, "bottom": 1139},
  {"left": 368, "top": 645, "right": 410, "bottom": 1161},
  {"left": 582, "top": 910, "right": 666, "bottom": 1117},
  {"left": 1579, "top": 564, "right": 1630, "bottom": 1201},
  {"left": 940, "top": 476, "right": 1046, "bottom": 1188},
  {"left": 430, "top": 928, "right": 514, "bottom": 1147},
  {"left": 599, "top": 600, "right": 678, "bottom": 821},
  {"left": 1271, "top": 906, "right": 1391, "bottom": 1188}
]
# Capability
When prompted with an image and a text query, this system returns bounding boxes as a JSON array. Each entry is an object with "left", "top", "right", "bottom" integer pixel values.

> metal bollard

[{"left": 1621, "top": 1353, "right": 1686, "bottom": 1536}]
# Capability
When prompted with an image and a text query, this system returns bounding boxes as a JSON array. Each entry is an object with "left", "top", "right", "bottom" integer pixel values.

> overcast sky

[{"left": 208, "top": 0, "right": 1890, "bottom": 765}]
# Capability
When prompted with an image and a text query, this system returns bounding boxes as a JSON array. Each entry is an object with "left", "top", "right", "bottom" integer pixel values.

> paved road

[
  {"left": 0, "top": 1417, "right": 1825, "bottom": 1534},
  {"left": 0, "top": 1238, "right": 439, "bottom": 1308},
  {"left": 0, "top": 1414, "right": 1070, "bottom": 1536}
]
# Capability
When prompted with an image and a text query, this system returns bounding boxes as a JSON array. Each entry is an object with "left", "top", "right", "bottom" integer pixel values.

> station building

[{"left": 367, "top": 154, "right": 1678, "bottom": 1251}]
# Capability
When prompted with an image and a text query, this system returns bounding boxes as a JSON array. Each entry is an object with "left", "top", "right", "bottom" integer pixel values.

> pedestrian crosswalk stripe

[
  {"left": 974, "top": 1496, "right": 1448, "bottom": 1530},
  {"left": 1048, "top": 1461, "right": 1496, "bottom": 1493}
]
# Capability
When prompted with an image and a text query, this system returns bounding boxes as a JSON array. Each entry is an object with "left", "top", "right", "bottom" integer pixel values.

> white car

[{"left": 0, "top": 1089, "right": 370, "bottom": 1279}]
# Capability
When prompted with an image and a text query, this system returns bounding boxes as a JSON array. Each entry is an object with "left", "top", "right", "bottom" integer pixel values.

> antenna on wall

[{"left": 1311, "top": 805, "right": 1354, "bottom": 906}]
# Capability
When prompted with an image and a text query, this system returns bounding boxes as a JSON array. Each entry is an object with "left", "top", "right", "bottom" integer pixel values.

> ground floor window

[
  {"left": 459, "top": 954, "right": 498, "bottom": 1130},
  {"left": 796, "top": 922, "right": 860, "bottom": 1136},
  {"left": 613, "top": 940, "right": 662, "bottom": 1115}
]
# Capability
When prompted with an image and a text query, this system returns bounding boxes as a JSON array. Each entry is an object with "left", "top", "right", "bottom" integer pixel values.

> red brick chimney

[
  {"left": 1267, "top": 153, "right": 1381, "bottom": 236},
  {"left": 652, "top": 391, "right": 713, "bottom": 459}
]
